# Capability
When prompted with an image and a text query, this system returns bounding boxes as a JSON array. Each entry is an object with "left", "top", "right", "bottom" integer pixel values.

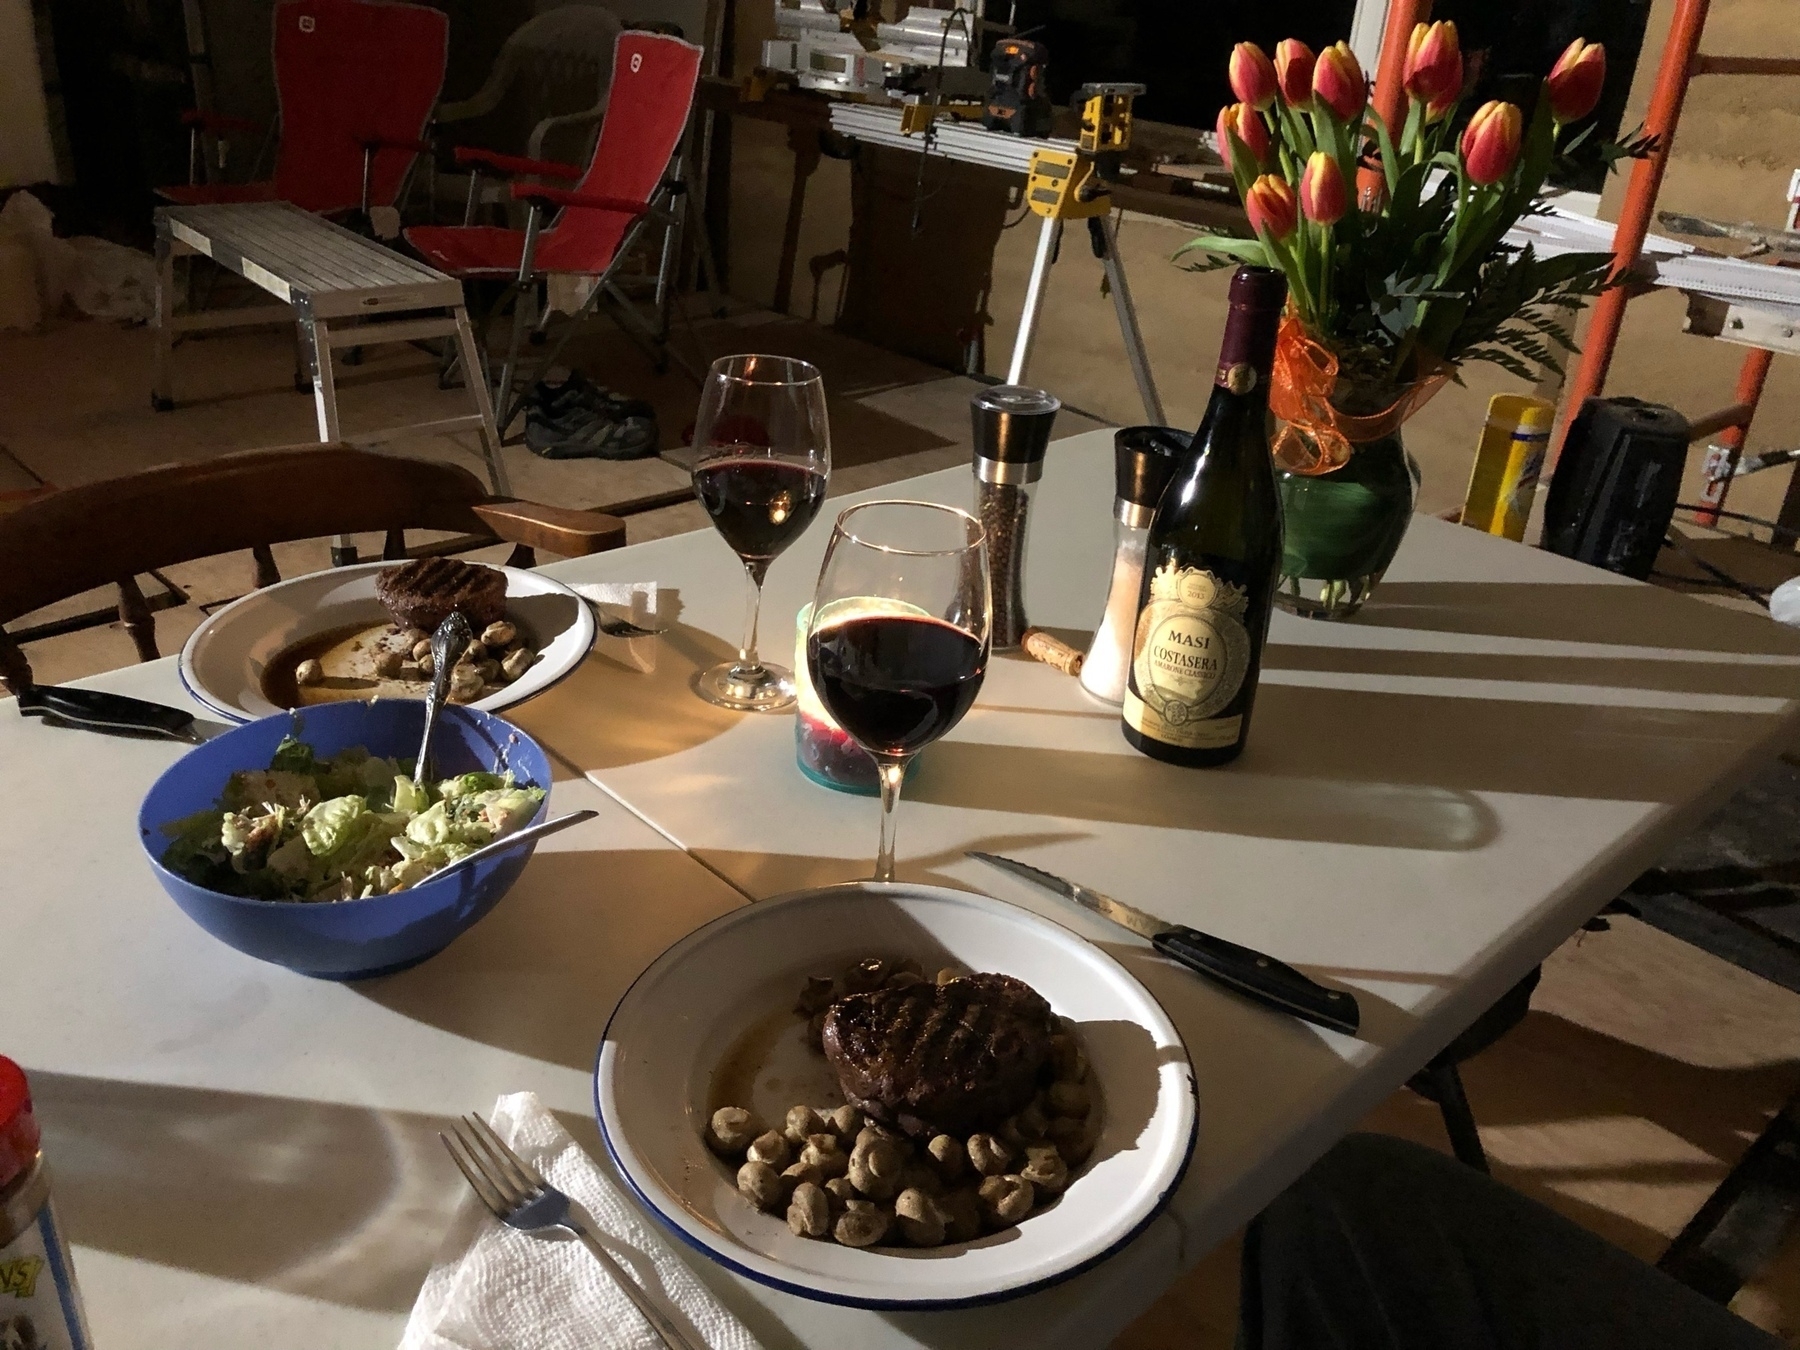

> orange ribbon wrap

[{"left": 1268, "top": 317, "right": 1451, "bottom": 475}]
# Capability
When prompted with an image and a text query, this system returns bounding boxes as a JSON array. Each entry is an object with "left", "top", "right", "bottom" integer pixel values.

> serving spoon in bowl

[{"left": 414, "top": 611, "right": 474, "bottom": 785}]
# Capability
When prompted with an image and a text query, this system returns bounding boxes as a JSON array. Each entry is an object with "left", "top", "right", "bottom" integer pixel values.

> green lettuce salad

[{"left": 161, "top": 736, "right": 544, "bottom": 902}]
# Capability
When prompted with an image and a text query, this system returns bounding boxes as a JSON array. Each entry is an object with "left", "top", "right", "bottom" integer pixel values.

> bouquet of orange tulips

[{"left": 1182, "top": 26, "right": 1623, "bottom": 473}]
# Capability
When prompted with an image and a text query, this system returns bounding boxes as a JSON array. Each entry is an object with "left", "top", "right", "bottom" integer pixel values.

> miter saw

[{"left": 760, "top": 0, "right": 985, "bottom": 100}]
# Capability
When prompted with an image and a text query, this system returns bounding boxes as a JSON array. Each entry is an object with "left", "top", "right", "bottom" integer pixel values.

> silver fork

[{"left": 441, "top": 1113, "right": 703, "bottom": 1350}]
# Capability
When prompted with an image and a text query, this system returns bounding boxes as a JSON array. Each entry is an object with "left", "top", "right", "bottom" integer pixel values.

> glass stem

[
  {"left": 873, "top": 755, "right": 907, "bottom": 883},
  {"left": 737, "top": 562, "right": 767, "bottom": 676}
]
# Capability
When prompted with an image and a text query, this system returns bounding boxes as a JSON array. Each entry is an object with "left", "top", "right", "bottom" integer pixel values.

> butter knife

[{"left": 969, "top": 851, "right": 1359, "bottom": 1036}]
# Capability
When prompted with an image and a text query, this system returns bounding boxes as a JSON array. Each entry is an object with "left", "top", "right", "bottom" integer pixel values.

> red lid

[{"left": 0, "top": 1057, "right": 39, "bottom": 1191}]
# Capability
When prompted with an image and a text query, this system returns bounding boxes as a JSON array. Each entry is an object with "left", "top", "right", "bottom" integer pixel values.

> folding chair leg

[
  {"left": 494, "top": 207, "right": 544, "bottom": 441},
  {"left": 453, "top": 305, "right": 510, "bottom": 496}
]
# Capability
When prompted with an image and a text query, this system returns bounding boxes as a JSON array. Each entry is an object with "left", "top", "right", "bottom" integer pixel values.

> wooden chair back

[{"left": 0, "top": 445, "right": 626, "bottom": 693}]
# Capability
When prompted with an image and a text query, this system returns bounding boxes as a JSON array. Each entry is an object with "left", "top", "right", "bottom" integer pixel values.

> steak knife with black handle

[
  {"left": 969, "top": 851, "right": 1359, "bottom": 1036},
  {"left": 16, "top": 684, "right": 202, "bottom": 744}
]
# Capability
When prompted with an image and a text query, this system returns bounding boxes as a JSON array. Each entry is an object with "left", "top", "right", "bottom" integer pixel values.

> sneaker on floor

[{"left": 525, "top": 403, "right": 660, "bottom": 460}]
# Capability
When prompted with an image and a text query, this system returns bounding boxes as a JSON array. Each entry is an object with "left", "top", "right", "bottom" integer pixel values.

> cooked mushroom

[
  {"left": 746, "top": 1130, "right": 791, "bottom": 1170},
  {"left": 1021, "top": 1143, "right": 1070, "bottom": 1196},
  {"left": 927, "top": 1134, "right": 966, "bottom": 1184},
  {"left": 1046, "top": 1115, "right": 1094, "bottom": 1166},
  {"left": 823, "top": 1176, "right": 856, "bottom": 1213},
  {"left": 447, "top": 664, "right": 484, "bottom": 702},
  {"left": 295, "top": 658, "right": 325, "bottom": 686},
  {"left": 834, "top": 1200, "right": 890, "bottom": 1248},
  {"left": 780, "top": 1161, "right": 822, "bottom": 1200},
  {"left": 787, "top": 1181, "right": 830, "bottom": 1238},
  {"left": 417, "top": 651, "right": 435, "bottom": 677},
  {"left": 800, "top": 1134, "right": 849, "bottom": 1179},
  {"left": 500, "top": 647, "right": 534, "bottom": 682},
  {"left": 784, "top": 1105, "right": 824, "bottom": 1146},
  {"left": 805, "top": 1010, "right": 828, "bottom": 1052},
  {"left": 847, "top": 1136, "right": 903, "bottom": 1199},
  {"left": 411, "top": 638, "right": 433, "bottom": 662},
  {"left": 480, "top": 620, "right": 517, "bottom": 649},
  {"left": 823, "top": 1104, "right": 862, "bottom": 1140},
  {"left": 398, "top": 627, "right": 428, "bottom": 648},
  {"left": 706, "top": 1106, "right": 760, "bottom": 1157},
  {"left": 967, "top": 1133, "right": 1014, "bottom": 1177},
  {"left": 897, "top": 1162, "right": 942, "bottom": 1197},
  {"left": 842, "top": 958, "right": 888, "bottom": 993},
  {"left": 737, "top": 1161, "right": 783, "bottom": 1212},
  {"left": 372, "top": 650, "right": 404, "bottom": 679},
  {"left": 475, "top": 658, "right": 501, "bottom": 683},
  {"left": 978, "top": 1174, "right": 1035, "bottom": 1228},
  {"left": 894, "top": 1188, "right": 946, "bottom": 1247}
]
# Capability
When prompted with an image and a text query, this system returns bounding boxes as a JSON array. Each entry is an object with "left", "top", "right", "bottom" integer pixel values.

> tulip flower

[
  {"left": 1274, "top": 39, "right": 1316, "bottom": 107},
  {"left": 1245, "top": 174, "right": 1299, "bottom": 241},
  {"left": 1229, "top": 42, "right": 1279, "bottom": 110},
  {"left": 1460, "top": 100, "right": 1524, "bottom": 185},
  {"left": 1312, "top": 41, "right": 1366, "bottom": 122},
  {"left": 1403, "top": 21, "right": 1462, "bottom": 111},
  {"left": 1217, "top": 102, "right": 1271, "bottom": 171},
  {"left": 1547, "top": 38, "right": 1607, "bottom": 124},
  {"left": 1299, "top": 151, "right": 1347, "bottom": 225}
]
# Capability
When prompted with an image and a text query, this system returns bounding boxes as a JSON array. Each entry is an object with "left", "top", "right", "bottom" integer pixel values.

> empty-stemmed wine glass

[
  {"left": 806, "top": 501, "right": 990, "bottom": 882},
  {"left": 690, "top": 354, "right": 831, "bottom": 711}
]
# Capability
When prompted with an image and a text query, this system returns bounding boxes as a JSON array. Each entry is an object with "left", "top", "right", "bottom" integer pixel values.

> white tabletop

[{"left": 9, "top": 426, "right": 1800, "bottom": 1349}]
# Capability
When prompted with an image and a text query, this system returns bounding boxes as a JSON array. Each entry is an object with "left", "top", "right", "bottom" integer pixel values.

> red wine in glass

[
  {"left": 805, "top": 500, "right": 990, "bottom": 881},
  {"left": 689, "top": 354, "right": 831, "bottom": 713},
  {"left": 693, "top": 453, "right": 828, "bottom": 564},
  {"left": 807, "top": 614, "right": 986, "bottom": 758}
]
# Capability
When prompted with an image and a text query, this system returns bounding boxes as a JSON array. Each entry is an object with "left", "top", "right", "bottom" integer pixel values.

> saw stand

[{"left": 1007, "top": 85, "right": 1164, "bottom": 423}]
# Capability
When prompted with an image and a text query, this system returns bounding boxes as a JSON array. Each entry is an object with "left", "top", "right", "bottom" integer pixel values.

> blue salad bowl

[{"left": 138, "top": 699, "right": 552, "bottom": 979}]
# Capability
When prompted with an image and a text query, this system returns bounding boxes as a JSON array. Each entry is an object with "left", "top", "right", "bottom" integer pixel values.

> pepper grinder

[
  {"left": 971, "top": 385, "right": 1060, "bottom": 650},
  {"left": 1080, "top": 426, "right": 1185, "bottom": 704}
]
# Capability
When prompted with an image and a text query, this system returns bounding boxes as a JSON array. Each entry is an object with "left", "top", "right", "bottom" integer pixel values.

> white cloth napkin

[
  {"left": 401, "top": 1092, "right": 762, "bottom": 1350},
  {"left": 571, "top": 581, "right": 662, "bottom": 674}
]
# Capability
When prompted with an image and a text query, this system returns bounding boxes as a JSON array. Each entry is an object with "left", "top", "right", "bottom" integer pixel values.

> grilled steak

[
  {"left": 822, "top": 973, "right": 1056, "bottom": 1138},
  {"left": 374, "top": 558, "right": 507, "bottom": 633}
]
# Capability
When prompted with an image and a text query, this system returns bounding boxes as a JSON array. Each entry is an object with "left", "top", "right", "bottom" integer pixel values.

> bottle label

[
  {"left": 1, "top": 1199, "right": 92, "bottom": 1350},
  {"left": 1123, "top": 561, "right": 1251, "bottom": 749}
]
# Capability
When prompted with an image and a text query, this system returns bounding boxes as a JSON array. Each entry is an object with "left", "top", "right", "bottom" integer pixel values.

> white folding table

[
  {"left": 152, "top": 201, "right": 508, "bottom": 493},
  {"left": 7, "top": 427, "right": 1800, "bottom": 1348}
]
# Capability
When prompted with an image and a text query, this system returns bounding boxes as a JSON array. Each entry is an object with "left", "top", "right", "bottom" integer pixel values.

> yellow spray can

[{"left": 1461, "top": 394, "right": 1556, "bottom": 541}]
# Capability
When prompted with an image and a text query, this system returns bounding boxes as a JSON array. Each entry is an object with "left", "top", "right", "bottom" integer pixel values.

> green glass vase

[{"left": 1274, "top": 430, "right": 1420, "bottom": 620}]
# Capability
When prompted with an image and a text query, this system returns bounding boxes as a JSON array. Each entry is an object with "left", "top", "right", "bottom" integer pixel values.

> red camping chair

[
  {"left": 164, "top": 0, "right": 447, "bottom": 226},
  {"left": 405, "top": 30, "right": 703, "bottom": 434}
]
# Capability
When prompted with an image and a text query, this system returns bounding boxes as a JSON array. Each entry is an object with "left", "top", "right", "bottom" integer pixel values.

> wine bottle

[{"left": 1122, "top": 265, "right": 1286, "bottom": 767}]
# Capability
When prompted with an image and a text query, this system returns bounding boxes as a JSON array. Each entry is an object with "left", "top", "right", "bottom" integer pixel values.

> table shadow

[
  {"left": 905, "top": 739, "right": 1498, "bottom": 852},
  {"left": 1354, "top": 580, "right": 1800, "bottom": 655},
  {"left": 27, "top": 1070, "right": 459, "bottom": 1313}
]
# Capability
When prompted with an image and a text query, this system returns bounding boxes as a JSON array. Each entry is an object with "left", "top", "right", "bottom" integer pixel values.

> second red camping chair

[
  {"left": 165, "top": 0, "right": 447, "bottom": 230},
  {"left": 405, "top": 30, "right": 704, "bottom": 435}
]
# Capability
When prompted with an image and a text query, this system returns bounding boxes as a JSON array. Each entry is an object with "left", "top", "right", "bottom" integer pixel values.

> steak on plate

[
  {"left": 374, "top": 557, "right": 507, "bottom": 634},
  {"left": 822, "top": 973, "right": 1057, "bottom": 1138}
]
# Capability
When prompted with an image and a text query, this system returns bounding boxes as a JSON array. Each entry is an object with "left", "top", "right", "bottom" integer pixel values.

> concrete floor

[{"left": 2, "top": 301, "right": 1797, "bottom": 1345}]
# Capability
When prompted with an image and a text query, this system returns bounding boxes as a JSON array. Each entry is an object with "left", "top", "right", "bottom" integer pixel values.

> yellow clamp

[{"left": 1025, "top": 149, "right": 1110, "bottom": 220}]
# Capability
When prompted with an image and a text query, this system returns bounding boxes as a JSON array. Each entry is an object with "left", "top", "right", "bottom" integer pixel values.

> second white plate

[
  {"left": 595, "top": 881, "right": 1198, "bottom": 1309},
  {"left": 179, "top": 561, "right": 595, "bottom": 723}
]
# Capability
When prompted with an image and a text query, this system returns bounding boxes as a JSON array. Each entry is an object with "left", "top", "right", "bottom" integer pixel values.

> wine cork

[{"left": 1021, "top": 628, "right": 1084, "bottom": 676}]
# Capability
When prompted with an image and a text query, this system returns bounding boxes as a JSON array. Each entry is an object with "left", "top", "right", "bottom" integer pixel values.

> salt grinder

[
  {"left": 1080, "top": 426, "right": 1185, "bottom": 704},
  {"left": 971, "top": 385, "right": 1060, "bottom": 650}
]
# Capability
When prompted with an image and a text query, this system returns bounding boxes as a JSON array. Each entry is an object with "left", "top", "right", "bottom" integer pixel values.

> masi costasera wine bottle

[{"left": 1122, "top": 265, "right": 1286, "bottom": 767}]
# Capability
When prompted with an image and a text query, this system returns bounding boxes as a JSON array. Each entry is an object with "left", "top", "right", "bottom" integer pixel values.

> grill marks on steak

[
  {"left": 822, "top": 973, "right": 1056, "bottom": 1138},
  {"left": 374, "top": 557, "right": 508, "bottom": 633}
]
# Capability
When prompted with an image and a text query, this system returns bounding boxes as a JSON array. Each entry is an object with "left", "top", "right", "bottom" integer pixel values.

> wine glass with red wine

[
  {"left": 805, "top": 501, "right": 990, "bottom": 882},
  {"left": 690, "top": 354, "right": 831, "bottom": 711}
]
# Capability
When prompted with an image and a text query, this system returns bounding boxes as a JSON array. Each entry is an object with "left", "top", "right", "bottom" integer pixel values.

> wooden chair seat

[{"left": 0, "top": 444, "right": 626, "bottom": 694}]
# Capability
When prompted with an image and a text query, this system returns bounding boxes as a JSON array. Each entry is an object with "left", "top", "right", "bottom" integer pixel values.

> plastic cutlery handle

[
  {"left": 1151, "top": 926, "right": 1361, "bottom": 1036},
  {"left": 17, "top": 685, "right": 200, "bottom": 743}
]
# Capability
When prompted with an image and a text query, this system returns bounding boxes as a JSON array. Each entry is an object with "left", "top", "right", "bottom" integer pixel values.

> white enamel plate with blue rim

[
  {"left": 179, "top": 561, "right": 595, "bottom": 723},
  {"left": 595, "top": 881, "right": 1198, "bottom": 1309}
]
